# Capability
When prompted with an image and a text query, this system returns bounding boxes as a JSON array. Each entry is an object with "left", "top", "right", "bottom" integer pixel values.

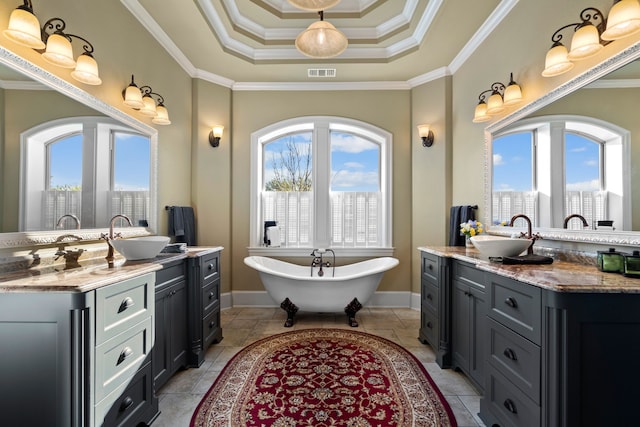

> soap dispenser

[
  {"left": 597, "top": 248, "right": 626, "bottom": 273},
  {"left": 623, "top": 250, "right": 640, "bottom": 278}
]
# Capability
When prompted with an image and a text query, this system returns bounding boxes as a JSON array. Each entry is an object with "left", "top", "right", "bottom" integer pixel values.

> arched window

[
  {"left": 21, "top": 117, "right": 151, "bottom": 230},
  {"left": 250, "top": 117, "right": 392, "bottom": 255}
]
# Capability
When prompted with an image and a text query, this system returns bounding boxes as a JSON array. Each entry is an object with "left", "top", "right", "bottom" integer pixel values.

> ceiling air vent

[{"left": 308, "top": 68, "right": 337, "bottom": 78}]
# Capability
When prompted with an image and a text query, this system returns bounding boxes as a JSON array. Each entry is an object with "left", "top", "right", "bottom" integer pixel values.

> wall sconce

[
  {"left": 602, "top": 0, "right": 640, "bottom": 40},
  {"left": 3, "top": 0, "right": 102, "bottom": 85},
  {"left": 122, "top": 75, "right": 171, "bottom": 125},
  {"left": 417, "top": 124, "right": 434, "bottom": 147},
  {"left": 209, "top": 126, "right": 224, "bottom": 147},
  {"left": 472, "top": 73, "right": 523, "bottom": 123}
]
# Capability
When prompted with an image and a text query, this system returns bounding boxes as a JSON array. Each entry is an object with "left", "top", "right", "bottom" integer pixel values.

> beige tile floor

[{"left": 153, "top": 307, "right": 486, "bottom": 427}]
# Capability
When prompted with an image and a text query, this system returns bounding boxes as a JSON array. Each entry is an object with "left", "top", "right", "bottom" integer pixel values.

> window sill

[{"left": 247, "top": 247, "right": 395, "bottom": 258}]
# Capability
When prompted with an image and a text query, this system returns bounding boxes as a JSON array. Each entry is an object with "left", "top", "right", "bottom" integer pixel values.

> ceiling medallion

[{"left": 287, "top": 0, "right": 341, "bottom": 11}]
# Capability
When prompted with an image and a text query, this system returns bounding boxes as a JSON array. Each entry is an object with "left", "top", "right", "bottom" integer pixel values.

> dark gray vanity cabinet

[
  {"left": 451, "top": 260, "right": 487, "bottom": 392},
  {"left": 187, "top": 249, "right": 223, "bottom": 367},
  {"left": 153, "top": 258, "right": 189, "bottom": 390},
  {"left": 419, "top": 251, "right": 452, "bottom": 367}
]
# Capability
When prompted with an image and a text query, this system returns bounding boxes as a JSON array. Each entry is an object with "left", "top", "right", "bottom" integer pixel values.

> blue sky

[
  {"left": 263, "top": 131, "right": 380, "bottom": 192},
  {"left": 493, "top": 132, "right": 599, "bottom": 192},
  {"left": 48, "top": 132, "right": 150, "bottom": 190}
]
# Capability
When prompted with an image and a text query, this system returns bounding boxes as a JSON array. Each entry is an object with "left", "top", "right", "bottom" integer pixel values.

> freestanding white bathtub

[{"left": 244, "top": 255, "right": 399, "bottom": 327}]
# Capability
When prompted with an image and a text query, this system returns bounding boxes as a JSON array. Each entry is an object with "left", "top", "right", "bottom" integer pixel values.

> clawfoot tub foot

[
  {"left": 344, "top": 298, "right": 363, "bottom": 327},
  {"left": 280, "top": 298, "right": 299, "bottom": 327}
]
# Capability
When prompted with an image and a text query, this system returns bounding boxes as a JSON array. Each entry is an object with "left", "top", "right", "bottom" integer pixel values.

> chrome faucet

[
  {"left": 56, "top": 214, "right": 81, "bottom": 229},
  {"left": 509, "top": 214, "right": 540, "bottom": 255},
  {"left": 563, "top": 214, "right": 589, "bottom": 229},
  {"left": 101, "top": 214, "right": 133, "bottom": 266},
  {"left": 310, "top": 248, "right": 336, "bottom": 277}
]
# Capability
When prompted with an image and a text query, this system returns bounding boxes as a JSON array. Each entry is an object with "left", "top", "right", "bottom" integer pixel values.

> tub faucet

[
  {"left": 509, "top": 214, "right": 540, "bottom": 255},
  {"left": 56, "top": 214, "right": 81, "bottom": 229},
  {"left": 563, "top": 214, "right": 589, "bottom": 229},
  {"left": 310, "top": 248, "right": 336, "bottom": 277},
  {"left": 101, "top": 214, "right": 133, "bottom": 266}
]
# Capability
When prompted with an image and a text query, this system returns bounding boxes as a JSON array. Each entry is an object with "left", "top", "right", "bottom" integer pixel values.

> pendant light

[{"left": 295, "top": 11, "right": 348, "bottom": 59}]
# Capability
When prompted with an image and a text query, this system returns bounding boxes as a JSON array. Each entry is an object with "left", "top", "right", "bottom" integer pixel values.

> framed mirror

[
  {"left": 0, "top": 46, "right": 158, "bottom": 248},
  {"left": 483, "top": 41, "right": 640, "bottom": 246}
]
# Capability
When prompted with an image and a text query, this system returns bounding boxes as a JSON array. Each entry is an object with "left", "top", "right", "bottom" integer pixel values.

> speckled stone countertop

[
  {"left": 0, "top": 246, "right": 223, "bottom": 293},
  {"left": 418, "top": 246, "right": 640, "bottom": 293}
]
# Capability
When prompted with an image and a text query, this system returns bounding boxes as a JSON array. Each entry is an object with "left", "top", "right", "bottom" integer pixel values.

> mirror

[
  {"left": 0, "top": 46, "right": 158, "bottom": 248},
  {"left": 485, "top": 41, "right": 640, "bottom": 246}
]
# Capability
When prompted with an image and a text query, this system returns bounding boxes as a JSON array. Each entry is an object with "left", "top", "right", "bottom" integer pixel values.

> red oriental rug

[{"left": 190, "top": 328, "right": 457, "bottom": 427}]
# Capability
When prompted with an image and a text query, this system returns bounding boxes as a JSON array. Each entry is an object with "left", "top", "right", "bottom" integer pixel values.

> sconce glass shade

[
  {"left": 3, "top": 6, "right": 45, "bottom": 49},
  {"left": 287, "top": 0, "right": 341, "bottom": 10},
  {"left": 503, "top": 83, "right": 523, "bottom": 106},
  {"left": 152, "top": 103, "right": 171, "bottom": 125},
  {"left": 41, "top": 33, "right": 76, "bottom": 68},
  {"left": 417, "top": 124, "right": 430, "bottom": 139},
  {"left": 123, "top": 84, "right": 144, "bottom": 109},
  {"left": 472, "top": 102, "right": 491, "bottom": 123},
  {"left": 139, "top": 95, "right": 157, "bottom": 117},
  {"left": 212, "top": 126, "right": 224, "bottom": 139},
  {"left": 295, "top": 20, "right": 348, "bottom": 58},
  {"left": 542, "top": 43, "right": 574, "bottom": 77},
  {"left": 70, "top": 53, "right": 102, "bottom": 85},
  {"left": 567, "top": 24, "right": 603, "bottom": 60},
  {"left": 486, "top": 91, "right": 505, "bottom": 115},
  {"left": 601, "top": 0, "right": 640, "bottom": 41}
]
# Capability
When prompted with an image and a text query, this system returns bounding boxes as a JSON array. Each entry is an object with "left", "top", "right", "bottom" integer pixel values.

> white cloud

[
  {"left": 496, "top": 183, "right": 514, "bottom": 191},
  {"left": 566, "top": 179, "right": 600, "bottom": 191},
  {"left": 331, "top": 134, "right": 377, "bottom": 153},
  {"left": 493, "top": 153, "right": 505, "bottom": 165},
  {"left": 570, "top": 146, "right": 587, "bottom": 153},
  {"left": 342, "top": 162, "right": 364, "bottom": 169},
  {"left": 584, "top": 159, "right": 598, "bottom": 167},
  {"left": 331, "top": 170, "right": 378, "bottom": 189}
]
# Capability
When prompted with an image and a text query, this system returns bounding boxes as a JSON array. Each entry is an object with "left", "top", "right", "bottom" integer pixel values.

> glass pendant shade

[
  {"left": 123, "top": 85, "right": 143, "bottom": 109},
  {"left": 152, "top": 103, "right": 171, "bottom": 125},
  {"left": 601, "top": 0, "right": 640, "bottom": 40},
  {"left": 287, "top": 0, "right": 341, "bottom": 11},
  {"left": 42, "top": 33, "right": 76, "bottom": 68},
  {"left": 140, "top": 95, "right": 157, "bottom": 117},
  {"left": 567, "top": 24, "right": 603, "bottom": 60},
  {"left": 503, "top": 82, "right": 523, "bottom": 106},
  {"left": 472, "top": 102, "right": 491, "bottom": 123},
  {"left": 542, "top": 43, "right": 574, "bottom": 77},
  {"left": 486, "top": 92, "right": 505, "bottom": 115},
  {"left": 295, "top": 20, "right": 348, "bottom": 58},
  {"left": 3, "top": 7, "right": 45, "bottom": 49},
  {"left": 70, "top": 53, "right": 101, "bottom": 85}
]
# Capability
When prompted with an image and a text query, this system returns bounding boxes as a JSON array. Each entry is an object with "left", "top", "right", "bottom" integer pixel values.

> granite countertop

[
  {"left": 418, "top": 246, "right": 640, "bottom": 293},
  {"left": 0, "top": 246, "right": 224, "bottom": 294}
]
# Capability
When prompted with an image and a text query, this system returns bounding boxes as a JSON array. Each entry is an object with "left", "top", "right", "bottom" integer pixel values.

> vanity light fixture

[
  {"left": 288, "top": 0, "right": 341, "bottom": 11},
  {"left": 417, "top": 124, "right": 434, "bottom": 147},
  {"left": 3, "top": 1, "right": 102, "bottom": 85},
  {"left": 601, "top": 0, "right": 640, "bottom": 40},
  {"left": 122, "top": 75, "right": 171, "bottom": 125},
  {"left": 472, "top": 73, "right": 523, "bottom": 123},
  {"left": 295, "top": 11, "right": 348, "bottom": 58},
  {"left": 209, "top": 125, "right": 224, "bottom": 147},
  {"left": 542, "top": 7, "right": 607, "bottom": 77}
]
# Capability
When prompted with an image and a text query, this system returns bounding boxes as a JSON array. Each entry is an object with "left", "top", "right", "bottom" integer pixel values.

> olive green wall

[{"left": 230, "top": 90, "right": 412, "bottom": 293}]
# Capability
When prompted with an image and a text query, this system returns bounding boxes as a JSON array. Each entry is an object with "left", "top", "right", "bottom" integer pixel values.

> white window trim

[{"left": 249, "top": 116, "right": 393, "bottom": 257}]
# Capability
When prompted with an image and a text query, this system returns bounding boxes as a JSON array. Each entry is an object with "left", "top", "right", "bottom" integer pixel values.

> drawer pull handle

[
  {"left": 504, "top": 297, "right": 518, "bottom": 308},
  {"left": 209, "top": 291, "right": 215, "bottom": 300},
  {"left": 426, "top": 321, "right": 433, "bottom": 329},
  {"left": 208, "top": 263, "right": 214, "bottom": 270},
  {"left": 503, "top": 348, "right": 518, "bottom": 361},
  {"left": 504, "top": 398, "right": 518, "bottom": 414},
  {"left": 426, "top": 294, "right": 432, "bottom": 301},
  {"left": 118, "top": 297, "right": 135, "bottom": 313},
  {"left": 117, "top": 347, "right": 134, "bottom": 365},
  {"left": 120, "top": 397, "right": 134, "bottom": 412},
  {"left": 427, "top": 264, "right": 433, "bottom": 271}
]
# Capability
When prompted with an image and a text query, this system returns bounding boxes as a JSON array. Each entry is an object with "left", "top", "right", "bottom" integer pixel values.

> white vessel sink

[
  {"left": 110, "top": 236, "right": 170, "bottom": 260},
  {"left": 470, "top": 235, "right": 532, "bottom": 258}
]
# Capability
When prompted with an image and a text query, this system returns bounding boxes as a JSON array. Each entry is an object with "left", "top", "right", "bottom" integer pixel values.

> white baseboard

[{"left": 222, "top": 291, "right": 418, "bottom": 310}]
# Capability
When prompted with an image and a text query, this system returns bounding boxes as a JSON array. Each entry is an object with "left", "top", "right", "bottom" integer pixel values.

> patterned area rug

[{"left": 190, "top": 329, "right": 457, "bottom": 427}]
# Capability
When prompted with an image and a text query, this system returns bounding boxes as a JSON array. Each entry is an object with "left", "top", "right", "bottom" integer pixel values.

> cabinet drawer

[
  {"left": 488, "top": 274, "right": 541, "bottom": 344},
  {"left": 95, "top": 317, "right": 153, "bottom": 402},
  {"left": 96, "top": 361, "right": 154, "bottom": 427},
  {"left": 201, "top": 253, "right": 220, "bottom": 285},
  {"left": 421, "top": 308, "right": 438, "bottom": 347},
  {"left": 203, "top": 280, "right": 220, "bottom": 316},
  {"left": 485, "top": 365, "right": 540, "bottom": 427},
  {"left": 421, "top": 252, "right": 439, "bottom": 283},
  {"left": 202, "top": 306, "right": 220, "bottom": 348},
  {"left": 96, "top": 273, "right": 153, "bottom": 345},
  {"left": 488, "top": 318, "right": 540, "bottom": 404},
  {"left": 453, "top": 260, "right": 485, "bottom": 288},
  {"left": 156, "top": 261, "right": 186, "bottom": 289},
  {"left": 421, "top": 279, "right": 439, "bottom": 314}
]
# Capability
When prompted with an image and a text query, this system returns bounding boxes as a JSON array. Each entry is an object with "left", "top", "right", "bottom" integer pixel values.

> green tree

[{"left": 265, "top": 137, "right": 312, "bottom": 191}]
